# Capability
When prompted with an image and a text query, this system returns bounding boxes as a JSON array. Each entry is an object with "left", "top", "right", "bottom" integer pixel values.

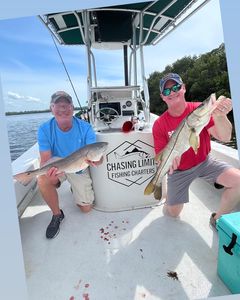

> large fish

[
  {"left": 14, "top": 142, "right": 108, "bottom": 186},
  {"left": 144, "top": 93, "right": 218, "bottom": 200}
]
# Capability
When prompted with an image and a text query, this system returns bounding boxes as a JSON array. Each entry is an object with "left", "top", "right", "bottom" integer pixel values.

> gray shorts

[
  {"left": 167, "top": 155, "right": 233, "bottom": 206},
  {"left": 60, "top": 168, "right": 95, "bottom": 206}
]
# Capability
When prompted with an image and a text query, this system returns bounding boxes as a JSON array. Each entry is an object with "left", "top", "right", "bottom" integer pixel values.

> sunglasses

[{"left": 162, "top": 84, "right": 182, "bottom": 96}]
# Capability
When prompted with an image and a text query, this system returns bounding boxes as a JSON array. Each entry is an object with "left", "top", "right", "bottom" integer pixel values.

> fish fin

[
  {"left": 13, "top": 171, "right": 34, "bottom": 186},
  {"left": 144, "top": 178, "right": 156, "bottom": 195},
  {"left": 189, "top": 130, "right": 200, "bottom": 154},
  {"left": 154, "top": 185, "right": 162, "bottom": 200}
]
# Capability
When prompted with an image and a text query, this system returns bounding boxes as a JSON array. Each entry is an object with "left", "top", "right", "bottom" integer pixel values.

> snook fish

[
  {"left": 14, "top": 142, "right": 108, "bottom": 186},
  {"left": 144, "top": 93, "right": 218, "bottom": 200}
]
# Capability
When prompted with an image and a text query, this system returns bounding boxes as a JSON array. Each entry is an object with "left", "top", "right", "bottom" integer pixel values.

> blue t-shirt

[{"left": 37, "top": 116, "right": 96, "bottom": 157}]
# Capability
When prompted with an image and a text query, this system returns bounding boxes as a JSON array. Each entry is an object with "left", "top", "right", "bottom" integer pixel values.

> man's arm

[
  {"left": 39, "top": 150, "right": 52, "bottom": 167},
  {"left": 208, "top": 97, "right": 233, "bottom": 142}
]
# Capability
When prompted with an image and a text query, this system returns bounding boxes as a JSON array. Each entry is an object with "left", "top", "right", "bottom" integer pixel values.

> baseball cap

[
  {"left": 159, "top": 73, "right": 183, "bottom": 93},
  {"left": 51, "top": 91, "right": 73, "bottom": 104}
]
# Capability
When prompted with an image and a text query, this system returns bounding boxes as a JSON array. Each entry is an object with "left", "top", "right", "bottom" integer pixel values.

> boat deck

[{"left": 19, "top": 178, "right": 232, "bottom": 300}]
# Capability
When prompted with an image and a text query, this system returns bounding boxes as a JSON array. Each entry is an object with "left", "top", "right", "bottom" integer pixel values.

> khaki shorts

[{"left": 60, "top": 168, "right": 95, "bottom": 206}]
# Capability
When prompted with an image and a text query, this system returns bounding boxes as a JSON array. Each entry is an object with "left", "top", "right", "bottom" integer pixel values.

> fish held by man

[
  {"left": 144, "top": 93, "right": 218, "bottom": 200},
  {"left": 13, "top": 142, "right": 108, "bottom": 186}
]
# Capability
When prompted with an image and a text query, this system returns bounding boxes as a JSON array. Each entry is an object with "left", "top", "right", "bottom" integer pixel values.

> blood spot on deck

[
  {"left": 83, "top": 293, "right": 90, "bottom": 300},
  {"left": 167, "top": 271, "right": 179, "bottom": 281},
  {"left": 98, "top": 220, "right": 130, "bottom": 243}
]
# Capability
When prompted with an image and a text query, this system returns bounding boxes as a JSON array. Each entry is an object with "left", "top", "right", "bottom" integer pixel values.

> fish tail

[
  {"left": 13, "top": 171, "right": 35, "bottom": 186},
  {"left": 144, "top": 177, "right": 163, "bottom": 200},
  {"left": 144, "top": 176, "right": 156, "bottom": 195},
  {"left": 153, "top": 185, "right": 162, "bottom": 200}
]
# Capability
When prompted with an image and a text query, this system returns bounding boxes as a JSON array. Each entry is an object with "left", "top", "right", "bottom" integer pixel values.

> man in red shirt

[{"left": 152, "top": 73, "right": 240, "bottom": 228}]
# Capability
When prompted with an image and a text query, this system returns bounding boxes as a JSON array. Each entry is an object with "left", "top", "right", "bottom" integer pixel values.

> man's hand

[
  {"left": 209, "top": 96, "right": 233, "bottom": 142},
  {"left": 212, "top": 96, "right": 232, "bottom": 117},
  {"left": 46, "top": 167, "right": 64, "bottom": 185},
  {"left": 86, "top": 156, "right": 104, "bottom": 167},
  {"left": 169, "top": 156, "right": 181, "bottom": 175}
]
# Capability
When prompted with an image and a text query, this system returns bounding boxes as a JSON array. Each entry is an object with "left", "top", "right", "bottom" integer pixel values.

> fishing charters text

[{"left": 106, "top": 157, "right": 156, "bottom": 178}]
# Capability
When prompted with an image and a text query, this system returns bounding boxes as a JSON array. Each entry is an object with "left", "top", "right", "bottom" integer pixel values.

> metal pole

[
  {"left": 83, "top": 11, "right": 92, "bottom": 98},
  {"left": 132, "top": 15, "right": 137, "bottom": 98},
  {"left": 82, "top": 10, "right": 94, "bottom": 124},
  {"left": 123, "top": 45, "right": 128, "bottom": 86},
  {"left": 139, "top": 12, "right": 150, "bottom": 124}
]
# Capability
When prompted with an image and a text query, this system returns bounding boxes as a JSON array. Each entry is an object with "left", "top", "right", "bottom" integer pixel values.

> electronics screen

[{"left": 99, "top": 102, "right": 121, "bottom": 115}]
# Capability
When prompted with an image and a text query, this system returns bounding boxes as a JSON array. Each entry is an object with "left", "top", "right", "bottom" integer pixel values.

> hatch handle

[{"left": 223, "top": 233, "right": 237, "bottom": 256}]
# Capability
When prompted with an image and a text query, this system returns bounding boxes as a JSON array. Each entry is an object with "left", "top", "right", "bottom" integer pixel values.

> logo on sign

[{"left": 106, "top": 140, "right": 156, "bottom": 187}]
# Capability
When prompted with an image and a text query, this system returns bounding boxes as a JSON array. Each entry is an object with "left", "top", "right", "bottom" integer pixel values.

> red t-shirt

[{"left": 152, "top": 102, "right": 214, "bottom": 170}]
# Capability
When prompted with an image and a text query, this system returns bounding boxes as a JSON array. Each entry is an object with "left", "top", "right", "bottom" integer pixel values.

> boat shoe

[{"left": 46, "top": 209, "right": 65, "bottom": 239}]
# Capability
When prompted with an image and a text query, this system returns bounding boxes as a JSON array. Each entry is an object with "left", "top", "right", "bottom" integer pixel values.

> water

[
  {"left": 6, "top": 112, "right": 52, "bottom": 161},
  {"left": 6, "top": 112, "right": 238, "bottom": 162}
]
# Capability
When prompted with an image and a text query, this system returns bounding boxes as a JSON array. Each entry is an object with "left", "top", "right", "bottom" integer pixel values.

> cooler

[{"left": 216, "top": 212, "right": 240, "bottom": 293}]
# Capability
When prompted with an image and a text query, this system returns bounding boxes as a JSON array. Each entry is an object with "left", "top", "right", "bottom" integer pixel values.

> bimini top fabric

[{"left": 41, "top": 0, "right": 199, "bottom": 47}]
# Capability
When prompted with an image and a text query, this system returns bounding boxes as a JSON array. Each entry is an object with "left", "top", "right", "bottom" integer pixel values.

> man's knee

[
  {"left": 37, "top": 175, "right": 60, "bottom": 189},
  {"left": 77, "top": 204, "right": 93, "bottom": 213},
  {"left": 163, "top": 203, "right": 183, "bottom": 217},
  {"left": 37, "top": 175, "right": 47, "bottom": 187}
]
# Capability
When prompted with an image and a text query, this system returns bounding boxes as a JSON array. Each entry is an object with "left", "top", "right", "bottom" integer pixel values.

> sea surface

[
  {"left": 6, "top": 112, "right": 238, "bottom": 162},
  {"left": 6, "top": 112, "right": 52, "bottom": 162}
]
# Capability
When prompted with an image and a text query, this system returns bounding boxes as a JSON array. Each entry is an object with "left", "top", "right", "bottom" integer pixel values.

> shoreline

[{"left": 5, "top": 107, "right": 83, "bottom": 116}]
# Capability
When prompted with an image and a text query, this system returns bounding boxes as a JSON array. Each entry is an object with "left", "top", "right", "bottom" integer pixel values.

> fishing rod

[{"left": 51, "top": 34, "right": 90, "bottom": 122}]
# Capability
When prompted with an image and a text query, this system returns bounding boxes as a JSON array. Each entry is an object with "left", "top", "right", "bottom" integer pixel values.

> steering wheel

[{"left": 96, "top": 107, "right": 120, "bottom": 125}]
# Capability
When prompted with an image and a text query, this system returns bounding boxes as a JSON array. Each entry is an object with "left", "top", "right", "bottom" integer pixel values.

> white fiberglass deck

[{"left": 20, "top": 178, "right": 232, "bottom": 300}]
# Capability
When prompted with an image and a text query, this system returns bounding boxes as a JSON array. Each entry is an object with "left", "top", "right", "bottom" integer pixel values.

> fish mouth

[
  {"left": 101, "top": 142, "right": 109, "bottom": 152},
  {"left": 194, "top": 94, "right": 216, "bottom": 118},
  {"left": 187, "top": 94, "right": 216, "bottom": 127}
]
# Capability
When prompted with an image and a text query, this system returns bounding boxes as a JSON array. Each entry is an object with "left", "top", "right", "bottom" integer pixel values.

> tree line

[
  {"left": 147, "top": 43, "right": 237, "bottom": 149},
  {"left": 5, "top": 107, "right": 85, "bottom": 116},
  {"left": 148, "top": 43, "right": 232, "bottom": 120}
]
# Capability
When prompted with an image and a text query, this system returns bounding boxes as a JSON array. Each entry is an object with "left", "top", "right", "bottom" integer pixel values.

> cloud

[
  {"left": 7, "top": 91, "right": 40, "bottom": 102},
  {"left": 7, "top": 91, "right": 24, "bottom": 99},
  {"left": 25, "top": 96, "right": 41, "bottom": 102}
]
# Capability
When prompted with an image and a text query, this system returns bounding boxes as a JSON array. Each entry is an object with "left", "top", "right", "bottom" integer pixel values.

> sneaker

[
  {"left": 210, "top": 212, "right": 217, "bottom": 230},
  {"left": 46, "top": 209, "right": 64, "bottom": 239}
]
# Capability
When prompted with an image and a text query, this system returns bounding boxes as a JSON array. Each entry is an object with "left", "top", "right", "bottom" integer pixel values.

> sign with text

[{"left": 106, "top": 140, "right": 156, "bottom": 187}]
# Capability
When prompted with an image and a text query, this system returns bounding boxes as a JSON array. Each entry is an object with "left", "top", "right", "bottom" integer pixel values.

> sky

[{"left": 0, "top": 0, "right": 224, "bottom": 112}]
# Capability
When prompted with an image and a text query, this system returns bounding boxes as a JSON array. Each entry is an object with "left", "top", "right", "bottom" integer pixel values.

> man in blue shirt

[{"left": 37, "top": 91, "right": 102, "bottom": 239}]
